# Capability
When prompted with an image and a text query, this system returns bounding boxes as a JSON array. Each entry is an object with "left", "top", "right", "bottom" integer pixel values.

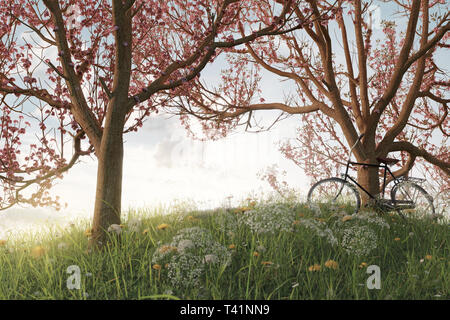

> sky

[{"left": 0, "top": 2, "right": 448, "bottom": 238}]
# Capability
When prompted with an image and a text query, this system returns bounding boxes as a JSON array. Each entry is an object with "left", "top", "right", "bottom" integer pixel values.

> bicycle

[{"left": 307, "top": 134, "right": 437, "bottom": 219}]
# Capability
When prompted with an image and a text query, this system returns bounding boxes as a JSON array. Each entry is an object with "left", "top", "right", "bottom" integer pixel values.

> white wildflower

[
  {"left": 107, "top": 224, "right": 122, "bottom": 235},
  {"left": 177, "top": 239, "right": 194, "bottom": 253},
  {"left": 152, "top": 227, "right": 231, "bottom": 289},
  {"left": 127, "top": 218, "right": 141, "bottom": 232},
  {"left": 239, "top": 203, "right": 296, "bottom": 234},
  {"left": 256, "top": 245, "right": 266, "bottom": 253},
  {"left": 57, "top": 242, "right": 69, "bottom": 250},
  {"left": 341, "top": 225, "right": 378, "bottom": 256},
  {"left": 204, "top": 254, "right": 218, "bottom": 264}
]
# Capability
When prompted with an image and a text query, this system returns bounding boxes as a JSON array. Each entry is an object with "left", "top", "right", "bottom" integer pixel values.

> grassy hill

[{"left": 0, "top": 199, "right": 448, "bottom": 300}]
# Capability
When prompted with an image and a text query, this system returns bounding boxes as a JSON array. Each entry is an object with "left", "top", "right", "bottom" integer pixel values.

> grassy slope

[{"left": 0, "top": 201, "right": 448, "bottom": 300}]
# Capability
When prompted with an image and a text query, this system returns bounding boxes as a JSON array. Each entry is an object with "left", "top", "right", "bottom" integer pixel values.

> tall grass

[{"left": 0, "top": 199, "right": 448, "bottom": 300}]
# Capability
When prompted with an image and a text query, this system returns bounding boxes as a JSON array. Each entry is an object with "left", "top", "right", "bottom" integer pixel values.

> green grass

[{"left": 0, "top": 199, "right": 448, "bottom": 300}]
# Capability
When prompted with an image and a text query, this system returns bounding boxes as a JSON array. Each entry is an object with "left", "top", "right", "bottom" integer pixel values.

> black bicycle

[{"left": 307, "top": 134, "right": 437, "bottom": 219}]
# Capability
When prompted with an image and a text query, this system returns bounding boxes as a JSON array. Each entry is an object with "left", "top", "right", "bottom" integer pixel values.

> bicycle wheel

[
  {"left": 434, "top": 188, "right": 449, "bottom": 220},
  {"left": 391, "top": 181, "right": 435, "bottom": 219},
  {"left": 307, "top": 178, "right": 361, "bottom": 214}
]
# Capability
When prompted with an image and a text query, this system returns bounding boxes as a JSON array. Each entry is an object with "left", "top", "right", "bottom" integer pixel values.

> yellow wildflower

[
  {"left": 253, "top": 251, "right": 259, "bottom": 257},
  {"left": 156, "top": 223, "right": 169, "bottom": 230},
  {"left": 308, "top": 264, "right": 321, "bottom": 272},
  {"left": 142, "top": 228, "right": 150, "bottom": 234},
  {"left": 425, "top": 255, "right": 432, "bottom": 260},
  {"left": 0, "top": 240, "right": 6, "bottom": 246},
  {"left": 359, "top": 262, "right": 368, "bottom": 269},
  {"left": 233, "top": 207, "right": 252, "bottom": 214},
  {"left": 342, "top": 215, "right": 352, "bottom": 222},
  {"left": 394, "top": 237, "right": 401, "bottom": 241},
  {"left": 84, "top": 228, "right": 92, "bottom": 237},
  {"left": 228, "top": 244, "right": 236, "bottom": 249},
  {"left": 152, "top": 264, "right": 162, "bottom": 270},
  {"left": 159, "top": 245, "right": 177, "bottom": 254},
  {"left": 31, "top": 246, "right": 46, "bottom": 258},
  {"left": 324, "top": 260, "right": 339, "bottom": 270}
]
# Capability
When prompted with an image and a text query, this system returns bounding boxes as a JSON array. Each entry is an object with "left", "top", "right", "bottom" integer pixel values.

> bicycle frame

[
  {"left": 337, "top": 133, "right": 401, "bottom": 202},
  {"left": 341, "top": 160, "right": 400, "bottom": 201}
]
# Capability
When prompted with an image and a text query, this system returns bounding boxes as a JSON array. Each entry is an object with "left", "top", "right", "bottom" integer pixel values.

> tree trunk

[
  {"left": 357, "top": 158, "right": 380, "bottom": 207},
  {"left": 90, "top": 115, "right": 125, "bottom": 248}
]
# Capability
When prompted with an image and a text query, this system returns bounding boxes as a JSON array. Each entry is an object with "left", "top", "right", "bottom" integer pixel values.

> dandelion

[
  {"left": 31, "top": 246, "right": 46, "bottom": 258},
  {"left": 204, "top": 254, "right": 218, "bottom": 264},
  {"left": 253, "top": 251, "right": 259, "bottom": 257},
  {"left": 57, "top": 242, "right": 69, "bottom": 250},
  {"left": 84, "top": 228, "right": 92, "bottom": 237},
  {"left": 308, "top": 264, "right": 321, "bottom": 272},
  {"left": 152, "top": 264, "right": 162, "bottom": 270},
  {"left": 324, "top": 260, "right": 339, "bottom": 270},
  {"left": 425, "top": 255, "right": 432, "bottom": 260},
  {"left": 159, "top": 245, "right": 178, "bottom": 254},
  {"left": 0, "top": 240, "right": 6, "bottom": 246},
  {"left": 342, "top": 215, "right": 353, "bottom": 222},
  {"left": 233, "top": 207, "right": 252, "bottom": 214},
  {"left": 359, "top": 262, "right": 368, "bottom": 268},
  {"left": 228, "top": 244, "right": 236, "bottom": 249},
  {"left": 142, "top": 228, "right": 150, "bottom": 234},
  {"left": 157, "top": 223, "right": 169, "bottom": 230},
  {"left": 256, "top": 245, "right": 266, "bottom": 253},
  {"left": 107, "top": 224, "right": 122, "bottom": 235},
  {"left": 177, "top": 240, "right": 194, "bottom": 253},
  {"left": 127, "top": 218, "right": 141, "bottom": 232},
  {"left": 394, "top": 237, "right": 401, "bottom": 241}
]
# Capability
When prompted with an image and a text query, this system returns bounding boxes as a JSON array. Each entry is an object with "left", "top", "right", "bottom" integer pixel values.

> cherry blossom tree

[
  {"left": 176, "top": 0, "right": 449, "bottom": 203},
  {"left": 0, "top": 0, "right": 297, "bottom": 246}
]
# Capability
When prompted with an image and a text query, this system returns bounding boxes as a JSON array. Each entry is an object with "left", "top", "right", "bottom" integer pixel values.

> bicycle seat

[{"left": 376, "top": 157, "right": 399, "bottom": 165}]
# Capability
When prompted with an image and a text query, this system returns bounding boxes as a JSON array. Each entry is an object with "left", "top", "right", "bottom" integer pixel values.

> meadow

[{"left": 0, "top": 198, "right": 448, "bottom": 300}]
